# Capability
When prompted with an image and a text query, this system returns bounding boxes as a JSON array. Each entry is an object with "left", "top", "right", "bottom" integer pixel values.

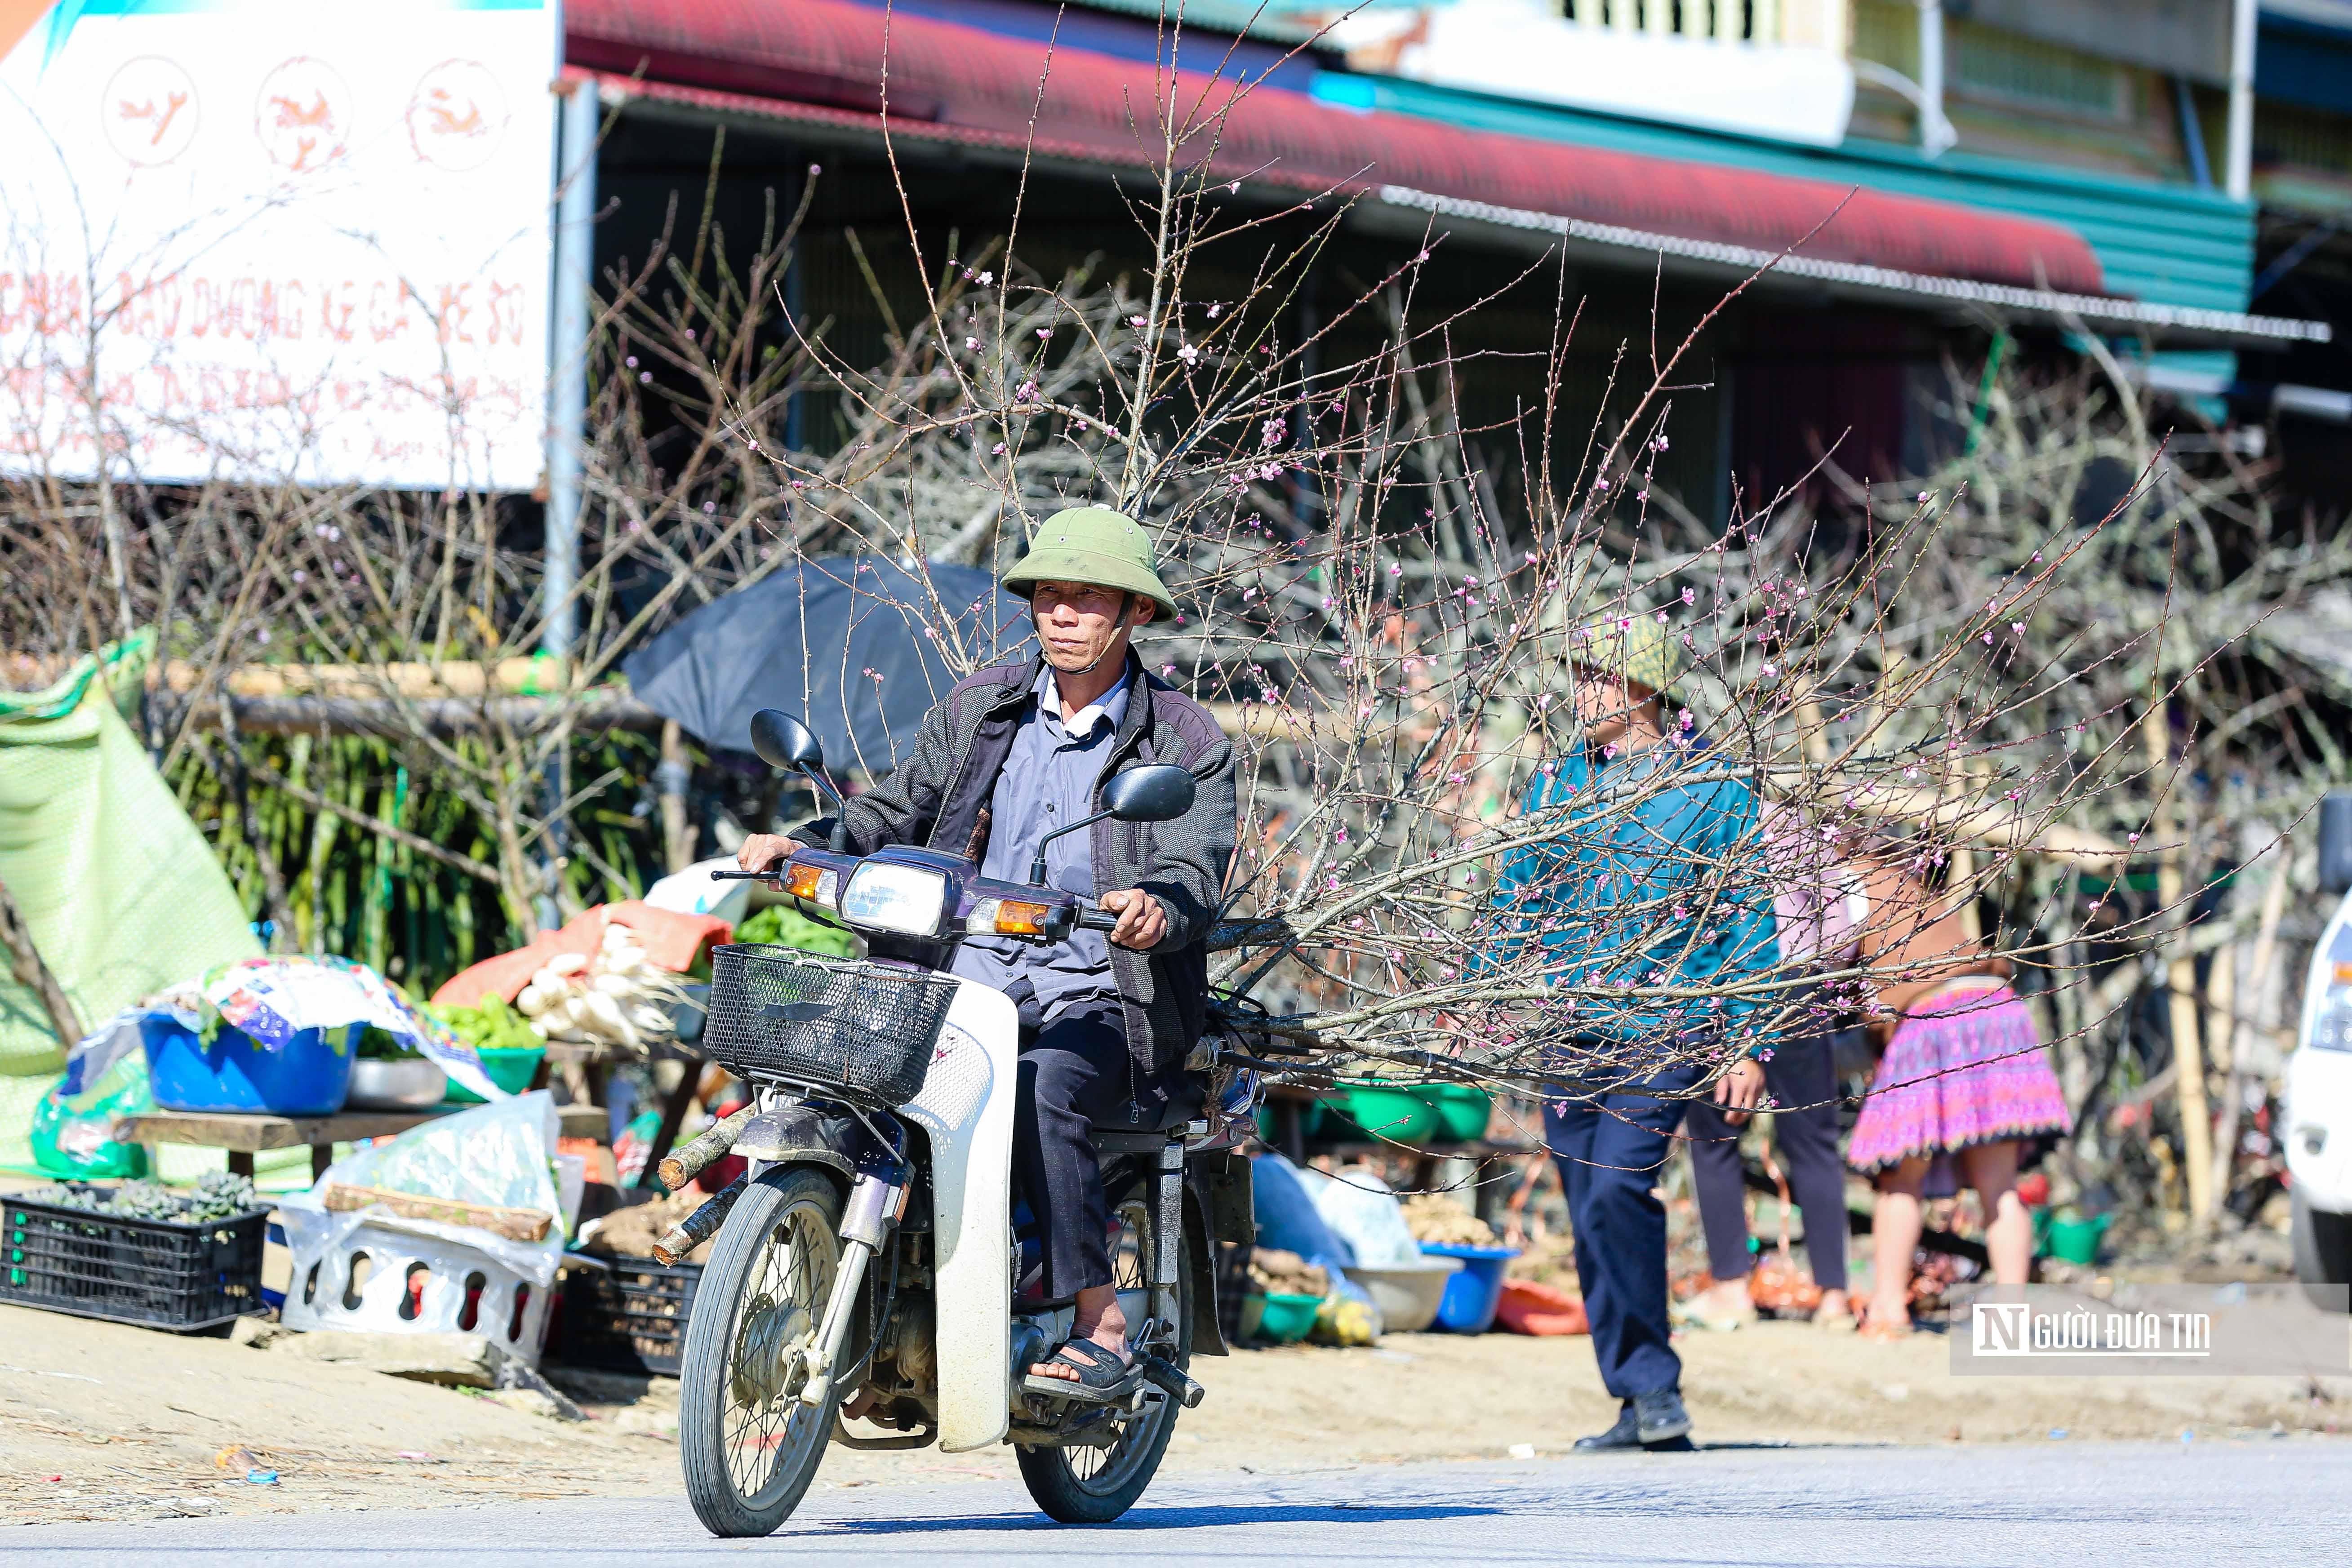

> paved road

[{"left": 9, "top": 1441, "right": 2343, "bottom": 1565}]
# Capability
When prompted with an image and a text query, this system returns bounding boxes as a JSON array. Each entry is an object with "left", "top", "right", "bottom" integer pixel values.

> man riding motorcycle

[{"left": 734, "top": 505, "right": 1237, "bottom": 1401}]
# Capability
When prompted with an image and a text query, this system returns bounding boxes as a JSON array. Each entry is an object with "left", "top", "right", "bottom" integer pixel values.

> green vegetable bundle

[
  {"left": 734, "top": 902, "right": 857, "bottom": 958},
  {"left": 429, "top": 994, "right": 541, "bottom": 1053}
]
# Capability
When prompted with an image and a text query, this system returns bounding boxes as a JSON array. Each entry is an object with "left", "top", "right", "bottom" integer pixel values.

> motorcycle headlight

[{"left": 839, "top": 863, "right": 948, "bottom": 935}]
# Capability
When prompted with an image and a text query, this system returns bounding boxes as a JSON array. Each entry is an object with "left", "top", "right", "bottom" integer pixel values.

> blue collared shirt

[{"left": 951, "top": 664, "right": 1131, "bottom": 1022}]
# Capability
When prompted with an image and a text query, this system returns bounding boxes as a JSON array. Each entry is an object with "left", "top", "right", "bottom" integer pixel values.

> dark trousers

[
  {"left": 1545, "top": 1060, "right": 1701, "bottom": 1400},
  {"left": 1683, "top": 1032, "right": 1851, "bottom": 1292},
  {"left": 1013, "top": 1008, "right": 1129, "bottom": 1301}
]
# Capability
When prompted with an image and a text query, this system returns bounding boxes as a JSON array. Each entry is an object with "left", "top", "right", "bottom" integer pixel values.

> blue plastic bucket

[
  {"left": 1421, "top": 1242, "right": 1519, "bottom": 1333},
  {"left": 141, "top": 1013, "right": 357, "bottom": 1117}
]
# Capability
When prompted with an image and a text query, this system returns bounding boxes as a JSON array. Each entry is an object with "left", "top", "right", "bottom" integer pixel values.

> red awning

[{"left": 565, "top": 0, "right": 2107, "bottom": 298}]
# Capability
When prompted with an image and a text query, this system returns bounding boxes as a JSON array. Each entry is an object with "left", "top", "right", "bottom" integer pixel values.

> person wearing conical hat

[{"left": 737, "top": 503, "right": 1233, "bottom": 1402}]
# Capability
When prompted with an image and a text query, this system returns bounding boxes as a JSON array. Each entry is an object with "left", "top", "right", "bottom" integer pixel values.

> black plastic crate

[
  {"left": 556, "top": 1256, "right": 702, "bottom": 1376},
  {"left": 0, "top": 1186, "right": 270, "bottom": 1333}
]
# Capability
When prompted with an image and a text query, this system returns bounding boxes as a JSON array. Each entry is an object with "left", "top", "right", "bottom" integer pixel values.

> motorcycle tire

[
  {"left": 1015, "top": 1182, "right": 1192, "bottom": 1525},
  {"left": 679, "top": 1166, "right": 847, "bottom": 1537}
]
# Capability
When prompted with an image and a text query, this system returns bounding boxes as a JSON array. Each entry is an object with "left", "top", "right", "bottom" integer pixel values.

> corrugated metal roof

[
  {"left": 566, "top": 0, "right": 2111, "bottom": 295},
  {"left": 1373, "top": 186, "right": 2327, "bottom": 347},
  {"left": 1331, "top": 72, "right": 2260, "bottom": 314}
]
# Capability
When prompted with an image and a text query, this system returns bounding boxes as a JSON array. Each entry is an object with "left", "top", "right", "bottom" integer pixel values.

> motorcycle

[{"left": 665, "top": 707, "right": 1261, "bottom": 1536}]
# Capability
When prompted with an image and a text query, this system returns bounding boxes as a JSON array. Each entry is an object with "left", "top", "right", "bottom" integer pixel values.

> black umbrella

[{"left": 623, "top": 558, "right": 1030, "bottom": 772}]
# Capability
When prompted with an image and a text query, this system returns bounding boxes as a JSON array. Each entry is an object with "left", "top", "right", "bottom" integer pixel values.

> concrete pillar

[
  {"left": 543, "top": 79, "right": 600, "bottom": 662},
  {"left": 2226, "top": 0, "right": 2256, "bottom": 202}
]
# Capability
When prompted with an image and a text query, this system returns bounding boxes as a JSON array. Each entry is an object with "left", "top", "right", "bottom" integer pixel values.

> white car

[{"left": 2289, "top": 881, "right": 2352, "bottom": 1300}]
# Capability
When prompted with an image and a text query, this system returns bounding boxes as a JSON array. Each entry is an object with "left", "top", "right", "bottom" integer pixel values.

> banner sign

[{"left": 0, "top": 0, "right": 558, "bottom": 489}]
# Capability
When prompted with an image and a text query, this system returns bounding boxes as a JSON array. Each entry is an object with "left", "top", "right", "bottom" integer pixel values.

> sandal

[
  {"left": 1669, "top": 1297, "right": 1755, "bottom": 1333},
  {"left": 1855, "top": 1303, "right": 1913, "bottom": 1341},
  {"left": 1022, "top": 1337, "right": 1140, "bottom": 1404}
]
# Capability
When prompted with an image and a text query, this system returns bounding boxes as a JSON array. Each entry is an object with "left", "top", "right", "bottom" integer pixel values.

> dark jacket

[{"left": 797, "top": 652, "right": 1237, "bottom": 1079}]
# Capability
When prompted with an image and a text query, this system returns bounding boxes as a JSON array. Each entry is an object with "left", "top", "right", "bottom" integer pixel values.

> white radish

[
  {"left": 543, "top": 952, "right": 590, "bottom": 977},
  {"left": 516, "top": 984, "right": 548, "bottom": 1017},
  {"left": 579, "top": 990, "right": 628, "bottom": 1035}
]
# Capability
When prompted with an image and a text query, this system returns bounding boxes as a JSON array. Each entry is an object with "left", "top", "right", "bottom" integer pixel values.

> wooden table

[{"left": 110, "top": 1109, "right": 454, "bottom": 1181}]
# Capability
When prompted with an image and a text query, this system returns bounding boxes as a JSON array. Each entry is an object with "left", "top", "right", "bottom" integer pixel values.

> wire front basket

[{"left": 702, "top": 945, "right": 959, "bottom": 1107}]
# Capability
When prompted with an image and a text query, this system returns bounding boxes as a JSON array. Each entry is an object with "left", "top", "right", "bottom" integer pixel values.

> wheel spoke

[
  {"left": 1051, "top": 1196, "right": 1171, "bottom": 1497},
  {"left": 718, "top": 1203, "right": 836, "bottom": 1505}
]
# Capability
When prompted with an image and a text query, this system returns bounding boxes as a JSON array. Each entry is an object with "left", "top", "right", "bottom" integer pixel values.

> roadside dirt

[{"left": 2, "top": 1304, "right": 2342, "bottom": 1525}]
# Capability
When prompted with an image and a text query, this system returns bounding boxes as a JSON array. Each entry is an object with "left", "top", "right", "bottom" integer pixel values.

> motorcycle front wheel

[
  {"left": 678, "top": 1166, "right": 845, "bottom": 1537},
  {"left": 1015, "top": 1184, "right": 1191, "bottom": 1524}
]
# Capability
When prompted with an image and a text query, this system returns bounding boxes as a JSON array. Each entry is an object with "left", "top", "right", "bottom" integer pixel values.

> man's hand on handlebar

[
  {"left": 735, "top": 833, "right": 795, "bottom": 880},
  {"left": 1098, "top": 888, "right": 1168, "bottom": 951}
]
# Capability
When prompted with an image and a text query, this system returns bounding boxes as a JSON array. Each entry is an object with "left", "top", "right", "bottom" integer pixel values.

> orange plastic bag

[{"left": 1496, "top": 1278, "right": 1588, "bottom": 1336}]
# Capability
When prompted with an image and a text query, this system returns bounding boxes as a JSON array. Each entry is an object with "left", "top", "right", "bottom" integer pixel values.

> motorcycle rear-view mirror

[
  {"left": 750, "top": 708, "right": 825, "bottom": 773},
  {"left": 749, "top": 708, "right": 849, "bottom": 853},
  {"left": 1103, "top": 764, "right": 1195, "bottom": 824}
]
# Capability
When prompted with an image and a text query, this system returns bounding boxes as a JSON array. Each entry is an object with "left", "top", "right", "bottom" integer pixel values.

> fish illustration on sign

[
  {"left": 406, "top": 58, "right": 506, "bottom": 172},
  {"left": 99, "top": 56, "right": 200, "bottom": 165},
  {"left": 253, "top": 57, "right": 349, "bottom": 173}
]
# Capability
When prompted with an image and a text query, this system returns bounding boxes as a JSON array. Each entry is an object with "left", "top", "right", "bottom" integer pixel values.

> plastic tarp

[
  {"left": 200, "top": 955, "right": 502, "bottom": 1101},
  {"left": 1297, "top": 1162, "right": 1427, "bottom": 1268},
  {"left": 428, "top": 900, "right": 730, "bottom": 1011},
  {"left": 276, "top": 1091, "right": 567, "bottom": 1286},
  {"left": 0, "top": 634, "right": 259, "bottom": 1161},
  {"left": 30, "top": 1008, "right": 154, "bottom": 1177},
  {"left": 1249, "top": 1152, "right": 1381, "bottom": 1319}
]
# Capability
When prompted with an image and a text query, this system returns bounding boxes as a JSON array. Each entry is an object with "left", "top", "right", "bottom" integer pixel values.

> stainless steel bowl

[{"left": 346, "top": 1057, "right": 449, "bottom": 1110}]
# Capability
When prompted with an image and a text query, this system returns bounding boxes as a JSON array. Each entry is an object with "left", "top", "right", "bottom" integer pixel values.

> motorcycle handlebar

[{"left": 1076, "top": 905, "right": 1119, "bottom": 933}]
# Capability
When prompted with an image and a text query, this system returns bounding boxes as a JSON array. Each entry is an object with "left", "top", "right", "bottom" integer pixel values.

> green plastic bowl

[
  {"left": 1254, "top": 1100, "right": 1329, "bottom": 1146},
  {"left": 1417, "top": 1084, "right": 1493, "bottom": 1142},
  {"left": 1250, "top": 1291, "right": 1322, "bottom": 1344},
  {"left": 2043, "top": 1211, "right": 2112, "bottom": 1265},
  {"left": 442, "top": 1044, "right": 547, "bottom": 1105},
  {"left": 1342, "top": 1084, "right": 1439, "bottom": 1145}
]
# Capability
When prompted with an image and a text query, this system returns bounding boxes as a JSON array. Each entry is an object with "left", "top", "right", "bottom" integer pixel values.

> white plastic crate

[{"left": 279, "top": 1220, "right": 553, "bottom": 1362}]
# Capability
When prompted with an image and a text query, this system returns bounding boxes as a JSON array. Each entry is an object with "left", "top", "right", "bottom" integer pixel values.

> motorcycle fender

[
  {"left": 1194, "top": 1148, "right": 1255, "bottom": 1245},
  {"left": 893, "top": 978, "right": 1019, "bottom": 1453},
  {"left": 1181, "top": 1178, "right": 1228, "bottom": 1358},
  {"left": 731, "top": 1103, "right": 860, "bottom": 1184}
]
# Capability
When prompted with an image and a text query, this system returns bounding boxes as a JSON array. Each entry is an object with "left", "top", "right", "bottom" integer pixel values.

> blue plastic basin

[
  {"left": 141, "top": 1013, "right": 357, "bottom": 1117},
  {"left": 1421, "top": 1242, "right": 1520, "bottom": 1334}
]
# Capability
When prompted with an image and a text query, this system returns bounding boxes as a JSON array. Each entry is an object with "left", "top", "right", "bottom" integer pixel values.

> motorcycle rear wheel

[
  {"left": 679, "top": 1166, "right": 845, "bottom": 1537},
  {"left": 1015, "top": 1186, "right": 1191, "bottom": 1524}
]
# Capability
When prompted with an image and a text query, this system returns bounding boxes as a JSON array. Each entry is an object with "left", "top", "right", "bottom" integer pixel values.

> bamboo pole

[
  {"left": 2209, "top": 840, "right": 2292, "bottom": 1222},
  {"left": 0, "top": 872, "right": 85, "bottom": 1047},
  {"left": 2145, "top": 710, "right": 2214, "bottom": 1227},
  {"left": 659, "top": 720, "right": 695, "bottom": 874},
  {"left": 2204, "top": 942, "right": 2237, "bottom": 1077}
]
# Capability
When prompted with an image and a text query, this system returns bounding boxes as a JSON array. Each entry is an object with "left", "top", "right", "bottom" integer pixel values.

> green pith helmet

[
  {"left": 1571, "top": 612, "right": 1688, "bottom": 702},
  {"left": 1002, "top": 505, "right": 1178, "bottom": 622}
]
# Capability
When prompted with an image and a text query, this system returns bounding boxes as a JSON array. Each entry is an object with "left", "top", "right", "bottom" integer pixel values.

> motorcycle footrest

[{"left": 1137, "top": 1353, "right": 1205, "bottom": 1409}]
